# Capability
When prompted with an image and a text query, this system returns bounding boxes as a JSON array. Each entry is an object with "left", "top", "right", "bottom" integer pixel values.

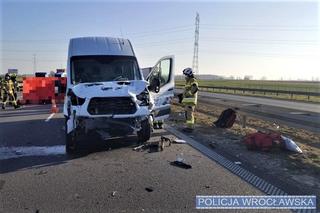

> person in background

[
  {"left": 10, "top": 73, "right": 18, "bottom": 100},
  {"left": 181, "top": 68, "right": 199, "bottom": 132},
  {"left": 2, "top": 73, "right": 19, "bottom": 110},
  {"left": 0, "top": 76, "right": 3, "bottom": 100}
]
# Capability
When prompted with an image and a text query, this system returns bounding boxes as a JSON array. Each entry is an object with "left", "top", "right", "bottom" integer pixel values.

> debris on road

[
  {"left": 133, "top": 136, "right": 174, "bottom": 152},
  {"left": 243, "top": 131, "right": 303, "bottom": 154},
  {"left": 281, "top": 136, "right": 303, "bottom": 153},
  {"left": 213, "top": 108, "right": 237, "bottom": 128},
  {"left": 173, "top": 139, "right": 186, "bottom": 144},
  {"left": 132, "top": 144, "right": 145, "bottom": 151},
  {"left": 243, "top": 131, "right": 283, "bottom": 152},
  {"left": 176, "top": 153, "right": 184, "bottom": 162},
  {"left": 74, "top": 193, "right": 81, "bottom": 199},
  {"left": 14, "top": 150, "right": 22, "bottom": 155},
  {"left": 209, "top": 141, "right": 217, "bottom": 149},
  {"left": 272, "top": 123, "right": 280, "bottom": 130},
  {"left": 35, "top": 170, "right": 47, "bottom": 176},
  {"left": 145, "top": 187, "right": 154, "bottom": 192},
  {"left": 161, "top": 136, "right": 172, "bottom": 147},
  {"left": 170, "top": 161, "right": 192, "bottom": 169},
  {"left": 234, "top": 161, "right": 242, "bottom": 165},
  {"left": 171, "top": 153, "right": 192, "bottom": 169},
  {"left": 148, "top": 142, "right": 163, "bottom": 152},
  {"left": 111, "top": 191, "right": 117, "bottom": 197}
]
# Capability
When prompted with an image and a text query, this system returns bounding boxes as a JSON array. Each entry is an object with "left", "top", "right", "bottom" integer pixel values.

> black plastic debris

[
  {"left": 145, "top": 187, "right": 154, "bottom": 192},
  {"left": 35, "top": 170, "right": 47, "bottom": 176},
  {"left": 170, "top": 161, "right": 192, "bottom": 169}
]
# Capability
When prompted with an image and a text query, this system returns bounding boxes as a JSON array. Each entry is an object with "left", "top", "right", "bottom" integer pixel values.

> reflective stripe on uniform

[
  {"left": 186, "top": 119, "right": 194, "bottom": 124},
  {"left": 182, "top": 97, "right": 196, "bottom": 105},
  {"left": 183, "top": 77, "right": 198, "bottom": 105}
]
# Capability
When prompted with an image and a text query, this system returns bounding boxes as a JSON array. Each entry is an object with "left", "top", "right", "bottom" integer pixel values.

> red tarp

[{"left": 22, "top": 77, "right": 66, "bottom": 104}]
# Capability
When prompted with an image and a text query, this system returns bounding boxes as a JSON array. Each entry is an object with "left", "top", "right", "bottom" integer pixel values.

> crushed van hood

[{"left": 72, "top": 80, "right": 148, "bottom": 98}]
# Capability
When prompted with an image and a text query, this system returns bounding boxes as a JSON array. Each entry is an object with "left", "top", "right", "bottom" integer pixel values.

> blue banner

[{"left": 196, "top": 195, "right": 316, "bottom": 209}]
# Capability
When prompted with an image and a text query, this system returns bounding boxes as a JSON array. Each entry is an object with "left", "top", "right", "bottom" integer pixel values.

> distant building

[
  {"left": 56, "top": 69, "right": 65, "bottom": 73},
  {"left": 8, "top": 69, "right": 18, "bottom": 74},
  {"left": 244, "top": 75, "right": 253, "bottom": 80},
  {"left": 55, "top": 69, "right": 66, "bottom": 77}
]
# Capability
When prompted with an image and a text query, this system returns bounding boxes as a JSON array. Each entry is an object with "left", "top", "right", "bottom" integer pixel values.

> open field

[{"left": 176, "top": 79, "right": 320, "bottom": 102}]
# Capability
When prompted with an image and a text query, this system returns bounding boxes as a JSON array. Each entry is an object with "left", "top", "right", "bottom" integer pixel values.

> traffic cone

[{"left": 51, "top": 98, "right": 59, "bottom": 113}]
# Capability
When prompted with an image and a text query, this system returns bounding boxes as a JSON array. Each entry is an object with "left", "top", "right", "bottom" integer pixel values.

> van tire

[
  {"left": 137, "top": 119, "right": 151, "bottom": 143},
  {"left": 65, "top": 120, "right": 76, "bottom": 154}
]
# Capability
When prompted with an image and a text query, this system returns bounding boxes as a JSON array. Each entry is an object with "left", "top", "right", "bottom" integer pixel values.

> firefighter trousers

[
  {"left": 2, "top": 91, "right": 17, "bottom": 108},
  {"left": 184, "top": 105, "right": 195, "bottom": 129}
]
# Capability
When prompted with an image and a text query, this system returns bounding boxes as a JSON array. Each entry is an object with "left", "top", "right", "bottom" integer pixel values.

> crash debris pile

[
  {"left": 132, "top": 135, "right": 192, "bottom": 169},
  {"left": 243, "top": 131, "right": 303, "bottom": 153},
  {"left": 133, "top": 136, "right": 187, "bottom": 152}
]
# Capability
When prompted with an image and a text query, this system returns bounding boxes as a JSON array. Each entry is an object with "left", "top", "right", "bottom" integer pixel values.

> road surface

[{"left": 0, "top": 104, "right": 275, "bottom": 213}]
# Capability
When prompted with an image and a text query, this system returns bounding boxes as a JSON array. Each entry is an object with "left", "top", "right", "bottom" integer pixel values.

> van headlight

[
  {"left": 69, "top": 90, "right": 86, "bottom": 106},
  {"left": 136, "top": 90, "right": 150, "bottom": 106}
]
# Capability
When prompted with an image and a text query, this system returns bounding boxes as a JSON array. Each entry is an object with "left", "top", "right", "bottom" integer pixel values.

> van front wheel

[{"left": 137, "top": 119, "right": 151, "bottom": 144}]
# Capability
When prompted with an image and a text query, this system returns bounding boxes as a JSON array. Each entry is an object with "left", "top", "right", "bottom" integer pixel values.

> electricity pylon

[{"left": 192, "top": 13, "right": 200, "bottom": 76}]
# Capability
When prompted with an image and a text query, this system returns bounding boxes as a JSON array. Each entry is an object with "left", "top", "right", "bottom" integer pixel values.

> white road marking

[
  {"left": 45, "top": 113, "right": 55, "bottom": 122},
  {"left": 0, "top": 146, "right": 65, "bottom": 160},
  {"left": 289, "top": 111, "right": 310, "bottom": 115},
  {"left": 241, "top": 103, "right": 260, "bottom": 107}
]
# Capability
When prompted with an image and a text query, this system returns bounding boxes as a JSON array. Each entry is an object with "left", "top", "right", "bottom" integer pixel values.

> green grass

[{"left": 175, "top": 80, "right": 320, "bottom": 102}]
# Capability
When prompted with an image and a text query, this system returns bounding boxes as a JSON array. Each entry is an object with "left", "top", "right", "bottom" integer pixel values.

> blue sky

[{"left": 1, "top": 0, "right": 319, "bottom": 80}]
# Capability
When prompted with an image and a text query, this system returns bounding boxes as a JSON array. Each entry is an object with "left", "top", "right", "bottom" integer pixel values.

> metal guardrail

[{"left": 175, "top": 84, "right": 320, "bottom": 100}]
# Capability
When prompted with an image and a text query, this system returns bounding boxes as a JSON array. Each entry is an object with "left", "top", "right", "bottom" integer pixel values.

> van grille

[{"left": 88, "top": 97, "right": 137, "bottom": 115}]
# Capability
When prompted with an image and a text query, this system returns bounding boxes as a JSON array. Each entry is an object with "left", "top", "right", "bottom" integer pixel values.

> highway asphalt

[
  {"left": 0, "top": 104, "right": 284, "bottom": 213},
  {"left": 184, "top": 90, "right": 320, "bottom": 113}
]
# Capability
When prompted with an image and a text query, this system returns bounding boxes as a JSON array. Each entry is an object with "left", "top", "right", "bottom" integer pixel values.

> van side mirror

[{"left": 148, "top": 77, "right": 160, "bottom": 93}]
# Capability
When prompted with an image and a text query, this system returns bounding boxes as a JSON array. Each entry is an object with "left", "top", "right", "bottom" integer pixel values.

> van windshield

[{"left": 71, "top": 55, "right": 141, "bottom": 84}]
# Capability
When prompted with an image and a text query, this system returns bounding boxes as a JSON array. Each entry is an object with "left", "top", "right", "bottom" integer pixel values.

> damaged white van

[{"left": 63, "top": 37, "right": 174, "bottom": 153}]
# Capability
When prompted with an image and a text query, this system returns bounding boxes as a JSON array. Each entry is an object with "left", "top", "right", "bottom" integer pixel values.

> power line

[
  {"left": 201, "top": 37, "right": 318, "bottom": 45},
  {"left": 201, "top": 25, "right": 319, "bottom": 31},
  {"left": 129, "top": 25, "right": 193, "bottom": 36},
  {"left": 2, "top": 36, "right": 316, "bottom": 54},
  {"left": 201, "top": 24, "right": 319, "bottom": 29},
  {"left": 0, "top": 25, "right": 194, "bottom": 43}
]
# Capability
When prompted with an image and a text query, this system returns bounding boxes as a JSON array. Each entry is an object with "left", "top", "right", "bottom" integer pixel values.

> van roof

[{"left": 68, "top": 37, "right": 135, "bottom": 57}]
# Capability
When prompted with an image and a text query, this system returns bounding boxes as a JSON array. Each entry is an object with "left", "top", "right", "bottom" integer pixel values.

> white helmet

[{"left": 182, "top": 67, "right": 194, "bottom": 77}]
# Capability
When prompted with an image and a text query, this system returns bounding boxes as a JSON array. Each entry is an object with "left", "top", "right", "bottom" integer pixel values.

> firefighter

[
  {"left": 2, "top": 73, "right": 19, "bottom": 109},
  {"left": 10, "top": 73, "right": 18, "bottom": 100},
  {"left": 0, "top": 76, "right": 3, "bottom": 100},
  {"left": 181, "top": 68, "right": 199, "bottom": 132}
]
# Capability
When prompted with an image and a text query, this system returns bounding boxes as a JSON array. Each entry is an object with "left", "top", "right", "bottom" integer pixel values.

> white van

[{"left": 63, "top": 37, "right": 174, "bottom": 153}]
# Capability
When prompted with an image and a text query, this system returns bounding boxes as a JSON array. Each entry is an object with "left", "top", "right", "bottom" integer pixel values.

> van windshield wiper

[
  {"left": 85, "top": 82, "right": 104, "bottom": 87},
  {"left": 117, "top": 80, "right": 131, "bottom": 85}
]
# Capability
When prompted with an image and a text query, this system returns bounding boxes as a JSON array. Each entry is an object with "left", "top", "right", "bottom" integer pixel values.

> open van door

[{"left": 147, "top": 55, "right": 175, "bottom": 121}]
